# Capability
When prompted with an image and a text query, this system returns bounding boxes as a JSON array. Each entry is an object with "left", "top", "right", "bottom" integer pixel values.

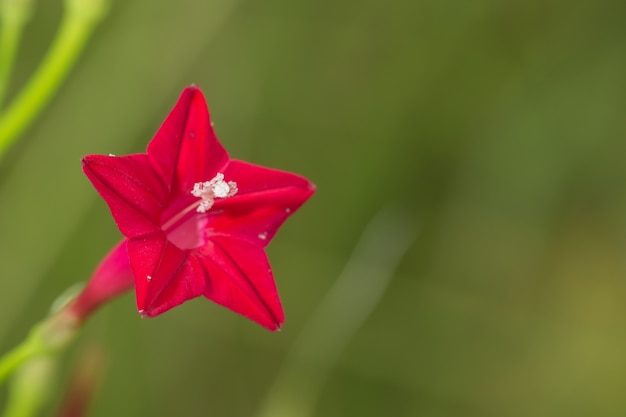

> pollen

[
  {"left": 191, "top": 173, "right": 238, "bottom": 213},
  {"left": 212, "top": 179, "right": 231, "bottom": 198}
]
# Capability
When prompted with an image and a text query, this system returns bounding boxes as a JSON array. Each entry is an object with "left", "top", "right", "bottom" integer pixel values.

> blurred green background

[{"left": 2, "top": 0, "right": 626, "bottom": 415}]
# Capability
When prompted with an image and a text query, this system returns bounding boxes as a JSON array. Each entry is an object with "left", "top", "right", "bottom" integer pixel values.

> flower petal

[
  {"left": 147, "top": 86, "right": 229, "bottom": 198},
  {"left": 127, "top": 232, "right": 206, "bottom": 316},
  {"left": 210, "top": 160, "right": 315, "bottom": 247},
  {"left": 197, "top": 235, "right": 284, "bottom": 331},
  {"left": 68, "top": 240, "right": 134, "bottom": 321},
  {"left": 82, "top": 86, "right": 316, "bottom": 330},
  {"left": 82, "top": 154, "right": 166, "bottom": 237}
]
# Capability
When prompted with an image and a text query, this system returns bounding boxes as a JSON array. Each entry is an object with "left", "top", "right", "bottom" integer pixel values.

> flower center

[
  {"left": 160, "top": 173, "right": 238, "bottom": 250},
  {"left": 191, "top": 172, "right": 238, "bottom": 213}
]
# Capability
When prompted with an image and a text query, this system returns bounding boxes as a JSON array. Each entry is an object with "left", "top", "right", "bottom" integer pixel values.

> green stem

[
  {"left": 1, "top": 357, "right": 55, "bottom": 417},
  {"left": 0, "top": 313, "right": 80, "bottom": 416},
  {"left": 0, "top": 0, "right": 107, "bottom": 160},
  {"left": 0, "top": 311, "right": 80, "bottom": 387},
  {"left": 0, "top": 324, "right": 48, "bottom": 387}
]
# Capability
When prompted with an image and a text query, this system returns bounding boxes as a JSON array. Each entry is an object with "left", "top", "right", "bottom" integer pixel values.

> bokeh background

[{"left": 2, "top": 0, "right": 626, "bottom": 416}]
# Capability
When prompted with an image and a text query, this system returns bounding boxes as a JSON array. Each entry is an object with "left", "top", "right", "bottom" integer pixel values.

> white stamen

[
  {"left": 147, "top": 275, "right": 152, "bottom": 281},
  {"left": 108, "top": 153, "right": 116, "bottom": 157},
  {"left": 258, "top": 232, "right": 268, "bottom": 240},
  {"left": 213, "top": 180, "right": 231, "bottom": 198},
  {"left": 191, "top": 173, "right": 238, "bottom": 213}
]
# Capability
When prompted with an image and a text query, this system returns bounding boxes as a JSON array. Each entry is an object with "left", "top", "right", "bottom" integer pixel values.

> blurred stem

[
  {"left": 53, "top": 345, "right": 105, "bottom": 417},
  {"left": 255, "top": 207, "right": 416, "bottom": 417},
  {"left": 0, "top": 311, "right": 79, "bottom": 387},
  {"left": 0, "top": 0, "right": 33, "bottom": 108},
  {"left": 0, "top": 337, "right": 41, "bottom": 387},
  {"left": 1, "top": 357, "right": 56, "bottom": 417},
  {"left": 0, "top": 0, "right": 107, "bottom": 160},
  {"left": 0, "top": 311, "right": 79, "bottom": 417}
]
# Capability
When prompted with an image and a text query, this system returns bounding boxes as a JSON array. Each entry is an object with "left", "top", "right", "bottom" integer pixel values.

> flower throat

[{"left": 161, "top": 172, "right": 238, "bottom": 233}]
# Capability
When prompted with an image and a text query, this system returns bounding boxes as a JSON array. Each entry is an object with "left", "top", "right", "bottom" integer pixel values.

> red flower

[{"left": 81, "top": 86, "right": 315, "bottom": 331}]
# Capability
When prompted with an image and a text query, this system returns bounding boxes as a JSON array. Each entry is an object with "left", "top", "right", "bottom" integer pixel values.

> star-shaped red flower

[{"left": 82, "top": 86, "right": 315, "bottom": 331}]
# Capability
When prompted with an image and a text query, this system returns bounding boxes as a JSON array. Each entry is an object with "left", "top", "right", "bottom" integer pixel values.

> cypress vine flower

[{"left": 81, "top": 86, "right": 315, "bottom": 331}]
